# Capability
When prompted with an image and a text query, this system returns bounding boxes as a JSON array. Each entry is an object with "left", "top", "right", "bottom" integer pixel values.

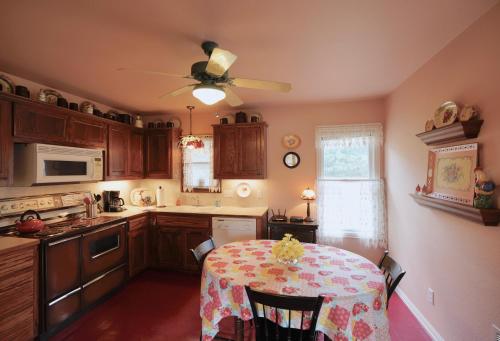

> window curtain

[
  {"left": 316, "top": 124, "right": 387, "bottom": 248},
  {"left": 182, "top": 136, "right": 219, "bottom": 192}
]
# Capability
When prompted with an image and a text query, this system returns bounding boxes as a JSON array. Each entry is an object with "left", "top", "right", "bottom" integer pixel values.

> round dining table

[{"left": 200, "top": 240, "right": 389, "bottom": 341}]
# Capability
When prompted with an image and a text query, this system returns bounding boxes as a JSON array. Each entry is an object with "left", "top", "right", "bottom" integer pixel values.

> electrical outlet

[
  {"left": 256, "top": 189, "right": 263, "bottom": 199},
  {"left": 426, "top": 288, "right": 434, "bottom": 305}
]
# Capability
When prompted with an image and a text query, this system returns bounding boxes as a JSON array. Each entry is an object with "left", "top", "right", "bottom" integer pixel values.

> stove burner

[{"left": 34, "top": 228, "right": 65, "bottom": 237}]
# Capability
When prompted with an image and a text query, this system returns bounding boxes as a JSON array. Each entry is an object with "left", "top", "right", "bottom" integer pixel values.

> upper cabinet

[
  {"left": 0, "top": 100, "right": 13, "bottom": 186},
  {"left": 13, "top": 102, "right": 69, "bottom": 143},
  {"left": 128, "top": 129, "right": 144, "bottom": 178},
  {"left": 107, "top": 125, "right": 130, "bottom": 179},
  {"left": 68, "top": 115, "right": 107, "bottom": 148},
  {"left": 145, "top": 128, "right": 180, "bottom": 179},
  {"left": 213, "top": 123, "right": 267, "bottom": 179}
]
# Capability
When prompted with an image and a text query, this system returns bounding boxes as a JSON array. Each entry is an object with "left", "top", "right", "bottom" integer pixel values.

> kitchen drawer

[
  {"left": 129, "top": 214, "right": 149, "bottom": 231},
  {"left": 82, "top": 223, "right": 126, "bottom": 282},
  {"left": 46, "top": 234, "right": 81, "bottom": 301},
  {"left": 156, "top": 214, "right": 210, "bottom": 229},
  {"left": 46, "top": 287, "right": 81, "bottom": 329},
  {"left": 82, "top": 264, "right": 126, "bottom": 308},
  {"left": 0, "top": 247, "right": 34, "bottom": 278}
]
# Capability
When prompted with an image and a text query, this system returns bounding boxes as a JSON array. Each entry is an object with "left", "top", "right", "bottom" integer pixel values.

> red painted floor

[{"left": 51, "top": 271, "right": 431, "bottom": 341}]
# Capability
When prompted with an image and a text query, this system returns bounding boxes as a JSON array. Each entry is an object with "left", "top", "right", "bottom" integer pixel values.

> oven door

[
  {"left": 36, "top": 152, "right": 95, "bottom": 183},
  {"left": 81, "top": 222, "right": 126, "bottom": 282}
]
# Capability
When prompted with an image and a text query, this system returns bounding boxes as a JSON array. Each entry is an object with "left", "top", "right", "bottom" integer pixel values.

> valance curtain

[
  {"left": 182, "top": 136, "right": 219, "bottom": 192},
  {"left": 316, "top": 124, "right": 387, "bottom": 248}
]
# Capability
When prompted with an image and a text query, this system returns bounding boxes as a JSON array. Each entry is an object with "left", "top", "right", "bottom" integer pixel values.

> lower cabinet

[
  {"left": 151, "top": 213, "right": 211, "bottom": 272},
  {"left": 0, "top": 241, "right": 39, "bottom": 340},
  {"left": 128, "top": 215, "right": 149, "bottom": 278}
]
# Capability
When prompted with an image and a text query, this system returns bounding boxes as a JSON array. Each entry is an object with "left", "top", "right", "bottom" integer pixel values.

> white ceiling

[{"left": 0, "top": 0, "right": 497, "bottom": 113}]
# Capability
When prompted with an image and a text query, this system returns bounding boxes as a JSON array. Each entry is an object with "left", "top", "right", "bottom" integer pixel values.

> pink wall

[
  {"left": 385, "top": 4, "right": 500, "bottom": 340},
  {"left": 159, "top": 99, "right": 387, "bottom": 262}
]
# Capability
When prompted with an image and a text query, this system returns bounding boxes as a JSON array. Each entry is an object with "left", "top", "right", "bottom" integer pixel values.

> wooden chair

[
  {"left": 245, "top": 286, "right": 324, "bottom": 341},
  {"left": 378, "top": 250, "right": 406, "bottom": 306},
  {"left": 190, "top": 237, "right": 216, "bottom": 271}
]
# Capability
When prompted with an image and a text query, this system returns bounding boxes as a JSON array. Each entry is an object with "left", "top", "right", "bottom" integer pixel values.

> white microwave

[{"left": 14, "top": 143, "right": 104, "bottom": 186}]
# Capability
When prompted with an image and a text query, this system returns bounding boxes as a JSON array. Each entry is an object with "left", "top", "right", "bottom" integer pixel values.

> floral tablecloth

[{"left": 200, "top": 240, "right": 389, "bottom": 340}]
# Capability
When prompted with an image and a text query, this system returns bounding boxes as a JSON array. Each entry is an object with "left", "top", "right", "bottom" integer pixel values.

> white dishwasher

[{"left": 212, "top": 217, "right": 257, "bottom": 246}]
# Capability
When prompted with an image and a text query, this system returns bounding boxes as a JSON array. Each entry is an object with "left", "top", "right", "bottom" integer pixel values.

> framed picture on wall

[{"left": 426, "top": 143, "right": 478, "bottom": 206}]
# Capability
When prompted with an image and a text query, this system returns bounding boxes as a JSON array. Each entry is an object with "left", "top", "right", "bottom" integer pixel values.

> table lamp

[{"left": 300, "top": 187, "right": 316, "bottom": 222}]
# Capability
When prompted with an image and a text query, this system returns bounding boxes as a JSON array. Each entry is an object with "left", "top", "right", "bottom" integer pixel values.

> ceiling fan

[{"left": 117, "top": 41, "right": 292, "bottom": 107}]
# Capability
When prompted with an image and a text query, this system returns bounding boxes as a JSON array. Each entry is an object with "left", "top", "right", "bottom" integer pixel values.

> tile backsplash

[{"left": 0, "top": 179, "right": 268, "bottom": 207}]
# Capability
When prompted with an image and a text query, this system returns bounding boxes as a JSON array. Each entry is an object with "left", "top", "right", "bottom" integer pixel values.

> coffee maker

[{"left": 103, "top": 190, "right": 125, "bottom": 212}]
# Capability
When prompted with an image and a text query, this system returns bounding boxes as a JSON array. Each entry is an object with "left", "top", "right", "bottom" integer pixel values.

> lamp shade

[
  {"left": 192, "top": 84, "right": 226, "bottom": 105},
  {"left": 300, "top": 187, "right": 316, "bottom": 200}
]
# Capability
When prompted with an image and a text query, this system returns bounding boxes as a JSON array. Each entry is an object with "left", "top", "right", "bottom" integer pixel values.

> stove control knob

[{"left": 11, "top": 203, "right": 18, "bottom": 209}]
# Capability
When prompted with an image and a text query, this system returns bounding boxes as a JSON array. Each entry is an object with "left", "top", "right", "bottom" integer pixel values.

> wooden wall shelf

[
  {"left": 410, "top": 193, "right": 499, "bottom": 226},
  {"left": 416, "top": 120, "right": 483, "bottom": 145}
]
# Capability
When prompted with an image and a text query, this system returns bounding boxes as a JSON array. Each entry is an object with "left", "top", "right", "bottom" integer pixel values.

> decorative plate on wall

[
  {"left": 281, "top": 134, "right": 301, "bottom": 149},
  {"left": 434, "top": 101, "right": 459, "bottom": 128},
  {"left": 130, "top": 188, "right": 156, "bottom": 206},
  {"left": 236, "top": 182, "right": 252, "bottom": 198}
]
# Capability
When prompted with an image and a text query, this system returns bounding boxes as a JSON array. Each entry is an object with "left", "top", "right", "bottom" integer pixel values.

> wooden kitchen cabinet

[
  {"left": 107, "top": 125, "right": 130, "bottom": 179},
  {"left": 68, "top": 115, "right": 107, "bottom": 148},
  {"left": 0, "top": 240, "right": 39, "bottom": 340},
  {"left": 213, "top": 123, "right": 267, "bottom": 179},
  {"left": 145, "top": 128, "right": 179, "bottom": 179},
  {"left": 0, "top": 100, "right": 13, "bottom": 186},
  {"left": 152, "top": 213, "right": 211, "bottom": 272},
  {"left": 128, "top": 215, "right": 149, "bottom": 277},
  {"left": 128, "top": 129, "right": 144, "bottom": 178},
  {"left": 156, "top": 226, "right": 185, "bottom": 269},
  {"left": 13, "top": 102, "right": 69, "bottom": 143}
]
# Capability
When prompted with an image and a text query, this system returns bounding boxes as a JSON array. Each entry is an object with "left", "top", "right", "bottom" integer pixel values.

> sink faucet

[{"left": 193, "top": 195, "right": 201, "bottom": 206}]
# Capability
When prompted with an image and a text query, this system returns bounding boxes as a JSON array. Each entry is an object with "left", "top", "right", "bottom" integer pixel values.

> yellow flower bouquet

[{"left": 272, "top": 234, "right": 304, "bottom": 264}]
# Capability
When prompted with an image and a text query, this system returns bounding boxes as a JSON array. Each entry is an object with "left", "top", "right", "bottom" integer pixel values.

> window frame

[{"left": 180, "top": 135, "right": 221, "bottom": 193}]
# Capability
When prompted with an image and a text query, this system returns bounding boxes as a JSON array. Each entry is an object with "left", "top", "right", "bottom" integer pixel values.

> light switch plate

[{"left": 426, "top": 288, "right": 434, "bottom": 305}]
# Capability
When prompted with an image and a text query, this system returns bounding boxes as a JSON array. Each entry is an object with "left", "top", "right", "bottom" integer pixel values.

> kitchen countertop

[
  {"left": 101, "top": 205, "right": 269, "bottom": 219},
  {"left": 0, "top": 236, "right": 39, "bottom": 255}
]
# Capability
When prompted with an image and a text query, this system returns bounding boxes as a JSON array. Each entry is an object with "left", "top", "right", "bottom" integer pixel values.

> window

[
  {"left": 316, "top": 123, "right": 387, "bottom": 247},
  {"left": 182, "top": 136, "right": 220, "bottom": 192}
]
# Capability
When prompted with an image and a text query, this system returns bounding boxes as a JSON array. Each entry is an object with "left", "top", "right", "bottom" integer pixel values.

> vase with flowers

[{"left": 272, "top": 234, "right": 304, "bottom": 265}]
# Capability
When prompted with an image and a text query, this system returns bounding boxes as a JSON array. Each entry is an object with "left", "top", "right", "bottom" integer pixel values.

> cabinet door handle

[
  {"left": 83, "top": 222, "right": 125, "bottom": 236},
  {"left": 48, "top": 234, "right": 81, "bottom": 247},
  {"left": 82, "top": 263, "right": 126, "bottom": 288},
  {"left": 91, "top": 235, "right": 120, "bottom": 259},
  {"left": 48, "top": 287, "right": 81, "bottom": 306}
]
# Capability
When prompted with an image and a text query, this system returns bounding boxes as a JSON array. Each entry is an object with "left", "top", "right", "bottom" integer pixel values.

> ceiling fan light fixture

[{"left": 192, "top": 84, "right": 226, "bottom": 105}]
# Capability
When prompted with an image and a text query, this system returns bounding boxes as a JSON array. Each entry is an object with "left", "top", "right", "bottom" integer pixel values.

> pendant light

[{"left": 179, "top": 105, "right": 204, "bottom": 149}]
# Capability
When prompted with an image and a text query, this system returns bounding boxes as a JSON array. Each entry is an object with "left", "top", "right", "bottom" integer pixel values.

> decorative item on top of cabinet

[
  {"left": 213, "top": 122, "right": 267, "bottom": 179},
  {"left": 145, "top": 128, "right": 181, "bottom": 179},
  {"left": 0, "top": 99, "right": 13, "bottom": 186}
]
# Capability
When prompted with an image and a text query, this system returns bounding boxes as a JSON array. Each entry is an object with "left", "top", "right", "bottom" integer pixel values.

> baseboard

[{"left": 395, "top": 288, "right": 445, "bottom": 341}]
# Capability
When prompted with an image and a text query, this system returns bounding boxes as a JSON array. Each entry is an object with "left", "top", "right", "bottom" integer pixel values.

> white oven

[{"left": 14, "top": 143, "right": 103, "bottom": 186}]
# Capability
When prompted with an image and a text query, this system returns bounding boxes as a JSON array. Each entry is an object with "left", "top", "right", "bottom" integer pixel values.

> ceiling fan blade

[
  {"left": 117, "top": 68, "right": 191, "bottom": 79},
  {"left": 223, "top": 87, "right": 243, "bottom": 107},
  {"left": 231, "top": 78, "right": 291, "bottom": 92},
  {"left": 159, "top": 84, "right": 196, "bottom": 99},
  {"left": 205, "top": 48, "right": 237, "bottom": 77}
]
